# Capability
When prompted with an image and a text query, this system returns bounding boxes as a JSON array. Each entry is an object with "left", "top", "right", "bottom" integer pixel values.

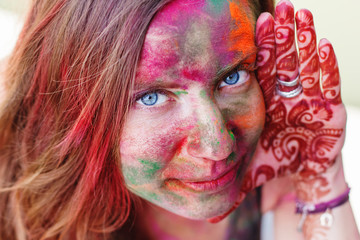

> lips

[{"left": 164, "top": 162, "right": 241, "bottom": 193}]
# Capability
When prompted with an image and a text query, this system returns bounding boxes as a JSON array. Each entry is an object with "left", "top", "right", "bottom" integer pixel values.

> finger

[
  {"left": 295, "top": 9, "right": 321, "bottom": 96},
  {"left": 275, "top": 0, "right": 300, "bottom": 92},
  {"left": 256, "top": 12, "right": 276, "bottom": 105},
  {"left": 318, "top": 38, "right": 342, "bottom": 105}
]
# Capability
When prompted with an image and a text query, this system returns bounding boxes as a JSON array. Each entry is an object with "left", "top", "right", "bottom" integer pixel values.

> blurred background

[{"left": 1, "top": 0, "right": 359, "bottom": 233}]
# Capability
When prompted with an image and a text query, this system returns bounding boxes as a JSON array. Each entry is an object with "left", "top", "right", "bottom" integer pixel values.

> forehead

[{"left": 137, "top": 0, "right": 257, "bottom": 85}]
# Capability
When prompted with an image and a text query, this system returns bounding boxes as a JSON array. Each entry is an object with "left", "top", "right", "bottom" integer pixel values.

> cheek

[
  {"left": 222, "top": 82, "right": 266, "bottom": 144},
  {"left": 119, "top": 115, "right": 189, "bottom": 185},
  {"left": 234, "top": 93, "right": 265, "bottom": 137}
]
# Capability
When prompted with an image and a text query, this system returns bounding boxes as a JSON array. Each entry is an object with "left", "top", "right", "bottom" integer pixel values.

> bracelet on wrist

[{"left": 295, "top": 186, "right": 351, "bottom": 232}]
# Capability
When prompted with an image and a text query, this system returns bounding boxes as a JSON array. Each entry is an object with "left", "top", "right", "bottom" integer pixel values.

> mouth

[{"left": 164, "top": 161, "right": 241, "bottom": 193}]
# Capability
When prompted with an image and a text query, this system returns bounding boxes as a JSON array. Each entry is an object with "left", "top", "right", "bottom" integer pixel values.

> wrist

[{"left": 293, "top": 154, "right": 348, "bottom": 204}]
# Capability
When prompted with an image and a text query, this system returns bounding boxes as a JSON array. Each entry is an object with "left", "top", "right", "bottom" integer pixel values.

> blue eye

[
  {"left": 225, "top": 72, "right": 240, "bottom": 85},
  {"left": 219, "top": 70, "right": 250, "bottom": 88},
  {"left": 140, "top": 92, "right": 158, "bottom": 106},
  {"left": 136, "top": 91, "right": 168, "bottom": 106}
]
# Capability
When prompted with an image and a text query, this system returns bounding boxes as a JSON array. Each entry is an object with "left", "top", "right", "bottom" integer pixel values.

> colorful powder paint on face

[
  {"left": 206, "top": 0, "right": 227, "bottom": 14},
  {"left": 120, "top": 0, "right": 265, "bottom": 220},
  {"left": 228, "top": 1, "right": 255, "bottom": 55},
  {"left": 123, "top": 159, "right": 162, "bottom": 185},
  {"left": 174, "top": 90, "right": 189, "bottom": 96}
]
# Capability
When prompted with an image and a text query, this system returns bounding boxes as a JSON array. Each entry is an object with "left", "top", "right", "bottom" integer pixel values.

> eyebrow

[
  {"left": 214, "top": 48, "right": 258, "bottom": 82},
  {"left": 133, "top": 82, "right": 185, "bottom": 93}
]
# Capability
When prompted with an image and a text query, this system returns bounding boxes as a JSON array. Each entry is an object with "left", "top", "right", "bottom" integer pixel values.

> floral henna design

[
  {"left": 303, "top": 214, "right": 330, "bottom": 240},
  {"left": 296, "top": 9, "right": 321, "bottom": 96},
  {"left": 295, "top": 175, "right": 331, "bottom": 201},
  {"left": 256, "top": 13, "right": 276, "bottom": 105},
  {"left": 262, "top": 99, "right": 343, "bottom": 176},
  {"left": 274, "top": 0, "right": 299, "bottom": 94},
  {"left": 241, "top": 1, "right": 346, "bottom": 197},
  {"left": 319, "top": 41, "right": 342, "bottom": 105}
]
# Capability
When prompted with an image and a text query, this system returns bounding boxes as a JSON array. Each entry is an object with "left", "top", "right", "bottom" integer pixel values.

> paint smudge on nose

[
  {"left": 228, "top": 1, "right": 254, "bottom": 53},
  {"left": 228, "top": 130, "right": 235, "bottom": 141}
]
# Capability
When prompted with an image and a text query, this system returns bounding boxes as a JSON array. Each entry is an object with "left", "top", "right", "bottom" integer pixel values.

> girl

[{"left": 0, "top": 0, "right": 358, "bottom": 239}]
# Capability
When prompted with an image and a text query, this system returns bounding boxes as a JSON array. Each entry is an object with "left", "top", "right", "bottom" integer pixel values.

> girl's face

[{"left": 120, "top": 0, "right": 265, "bottom": 220}]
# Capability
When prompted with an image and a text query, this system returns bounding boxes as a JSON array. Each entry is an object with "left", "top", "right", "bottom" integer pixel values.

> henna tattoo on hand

[
  {"left": 296, "top": 9, "right": 321, "bottom": 96},
  {"left": 262, "top": 99, "right": 343, "bottom": 177},
  {"left": 244, "top": 2, "right": 346, "bottom": 201}
]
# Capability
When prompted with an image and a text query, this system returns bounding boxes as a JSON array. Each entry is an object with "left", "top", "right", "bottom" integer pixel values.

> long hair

[{"left": 0, "top": 0, "right": 274, "bottom": 239}]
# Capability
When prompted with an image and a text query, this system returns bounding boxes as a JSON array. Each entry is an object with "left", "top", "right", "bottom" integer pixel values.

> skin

[
  {"left": 119, "top": 0, "right": 359, "bottom": 239},
  {"left": 120, "top": 0, "right": 265, "bottom": 220}
]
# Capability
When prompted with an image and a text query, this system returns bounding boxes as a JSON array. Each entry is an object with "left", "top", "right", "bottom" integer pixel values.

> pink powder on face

[
  {"left": 120, "top": 0, "right": 265, "bottom": 220},
  {"left": 137, "top": 0, "right": 257, "bottom": 87},
  {"left": 150, "top": 0, "right": 207, "bottom": 28}
]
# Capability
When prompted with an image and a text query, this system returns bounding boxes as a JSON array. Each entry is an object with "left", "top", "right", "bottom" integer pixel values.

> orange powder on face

[
  {"left": 233, "top": 111, "right": 263, "bottom": 130},
  {"left": 228, "top": 1, "right": 255, "bottom": 54},
  {"left": 232, "top": 95, "right": 265, "bottom": 130}
]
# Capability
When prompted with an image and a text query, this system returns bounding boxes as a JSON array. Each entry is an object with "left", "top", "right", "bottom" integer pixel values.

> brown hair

[{"left": 0, "top": 0, "right": 274, "bottom": 239}]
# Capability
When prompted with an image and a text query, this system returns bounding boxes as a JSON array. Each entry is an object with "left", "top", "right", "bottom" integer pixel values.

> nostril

[{"left": 226, "top": 122, "right": 243, "bottom": 142}]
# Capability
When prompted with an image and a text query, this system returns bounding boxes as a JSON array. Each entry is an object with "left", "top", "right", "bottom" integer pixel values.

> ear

[{"left": 259, "top": 0, "right": 275, "bottom": 14}]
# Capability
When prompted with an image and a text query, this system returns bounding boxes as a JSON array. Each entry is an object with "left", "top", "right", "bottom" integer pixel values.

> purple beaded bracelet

[{"left": 296, "top": 187, "right": 351, "bottom": 214}]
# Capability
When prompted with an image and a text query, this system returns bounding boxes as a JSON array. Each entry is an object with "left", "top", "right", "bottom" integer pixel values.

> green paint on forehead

[{"left": 206, "top": 0, "right": 228, "bottom": 14}]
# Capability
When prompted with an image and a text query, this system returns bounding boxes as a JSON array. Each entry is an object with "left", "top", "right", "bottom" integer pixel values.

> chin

[
  {"left": 152, "top": 181, "right": 243, "bottom": 221},
  {"left": 171, "top": 200, "right": 236, "bottom": 220}
]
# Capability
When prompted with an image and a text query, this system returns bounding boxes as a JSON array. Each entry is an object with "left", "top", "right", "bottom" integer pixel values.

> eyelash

[
  {"left": 135, "top": 90, "right": 169, "bottom": 106},
  {"left": 135, "top": 64, "right": 256, "bottom": 107},
  {"left": 218, "top": 69, "right": 250, "bottom": 89}
]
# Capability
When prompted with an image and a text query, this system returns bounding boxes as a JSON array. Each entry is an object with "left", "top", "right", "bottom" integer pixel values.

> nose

[{"left": 186, "top": 93, "right": 234, "bottom": 161}]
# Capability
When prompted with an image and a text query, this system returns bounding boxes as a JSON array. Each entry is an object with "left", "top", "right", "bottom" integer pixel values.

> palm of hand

[{"left": 241, "top": 1, "right": 346, "bottom": 194}]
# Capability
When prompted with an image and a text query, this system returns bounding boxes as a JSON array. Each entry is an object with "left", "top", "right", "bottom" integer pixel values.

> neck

[{"left": 141, "top": 202, "right": 230, "bottom": 240}]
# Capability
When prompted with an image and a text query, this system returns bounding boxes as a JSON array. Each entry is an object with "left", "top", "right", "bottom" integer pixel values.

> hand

[{"left": 243, "top": 0, "right": 346, "bottom": 199}]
